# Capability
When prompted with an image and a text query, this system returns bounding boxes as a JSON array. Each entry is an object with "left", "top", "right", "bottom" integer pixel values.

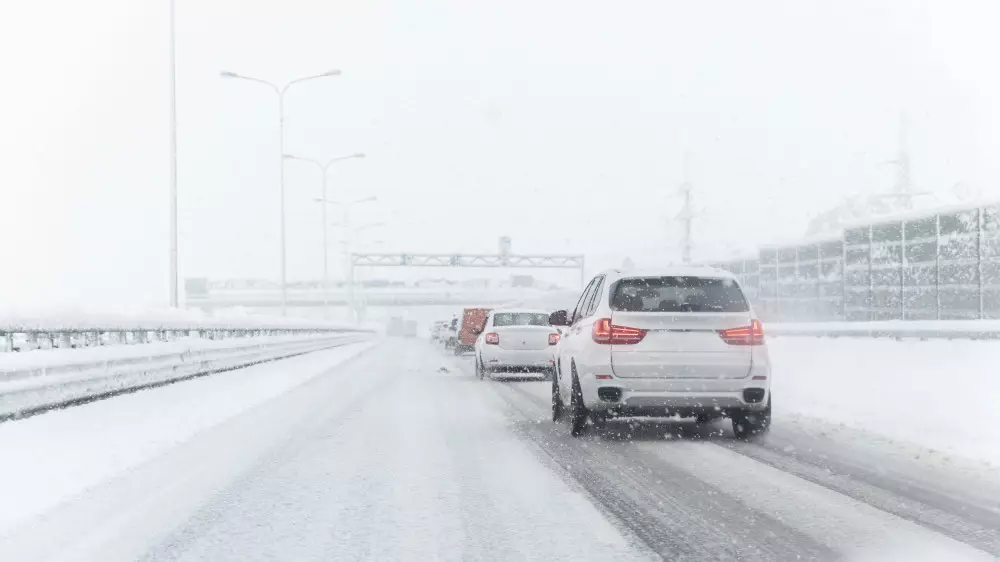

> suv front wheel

[{"left": 551, "top": 377, "right": 563, "bottom": 421}]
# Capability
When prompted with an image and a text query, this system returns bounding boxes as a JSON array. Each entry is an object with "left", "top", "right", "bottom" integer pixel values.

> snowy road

[{"left": 1, "top": 339, "right": 998, "bottom": 561}]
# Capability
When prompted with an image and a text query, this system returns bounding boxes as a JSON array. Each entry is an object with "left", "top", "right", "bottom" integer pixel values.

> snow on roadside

[
  {"left": 769, "top": 337, "right": 1000, "bottom": 466},
  {"left": 0, "top": 341, "right": 375, "bottom": 532}
]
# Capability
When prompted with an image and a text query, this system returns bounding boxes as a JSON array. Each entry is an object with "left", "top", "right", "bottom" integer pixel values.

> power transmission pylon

[
  {"left": 676, "top": 152, "right": 695, "bottom": 264},
  {"left": 881, "top": 113, "right": 930, "bottom": 209}
]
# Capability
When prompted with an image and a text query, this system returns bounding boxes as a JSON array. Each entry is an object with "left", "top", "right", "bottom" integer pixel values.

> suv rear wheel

[
  {"left": 570, "top": 370, "right": 588, "bottom": 437},
  {"left": 731, "top": 397, "right": 771, "bottom": 439}
]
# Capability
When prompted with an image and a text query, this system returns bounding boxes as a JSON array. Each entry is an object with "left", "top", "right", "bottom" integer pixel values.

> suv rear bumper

[
  {"left": 481, "top": 347, "right": 555, "bottom": 371},
  {"left": 579, "top": 369, "right": 770, "bottom": 414}
]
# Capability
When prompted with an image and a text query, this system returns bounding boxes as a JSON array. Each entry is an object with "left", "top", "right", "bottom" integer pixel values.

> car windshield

[
  {"left": 612, "top": 276, "right": 750, "bottom": 313},
  {"left": 493, "top": 312, "right": 550, "bottom": 326}
]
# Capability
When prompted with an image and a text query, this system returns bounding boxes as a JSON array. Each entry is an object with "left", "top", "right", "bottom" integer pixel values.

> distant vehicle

[
  {"left": 474, "top": 309, "right": 559, "bottom": 380},
  {"left": 454, "top": 307, "right": 491, "bottom": 355},
  {"left": 444, "top": 316, "right": 459, "bottom": 349},
  {"left": 549, "top": 268, "right": 771, "bottom": 439},
  {"left": 403, "top": 320, "right": 418, "bottom": 338},
  {"left": 386, "top": 317, "right": 405, "bottom": 337},
  {"left": 430, "top": 320, "right": 448, "bottom": 341}
]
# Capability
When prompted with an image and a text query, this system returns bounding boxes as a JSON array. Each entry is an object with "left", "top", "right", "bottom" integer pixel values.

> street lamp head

[
  {"left": 352, "top": 153, "right": 366, "bottom": 159},
  {"left": 219, "top": 71, "right": 239, "bottom": 78},
  {"left": 323, "top": 69, "right": 343, "bottom": 77},
  {"left": 283, "top": 154, "right": 297, "bottom": 160}
]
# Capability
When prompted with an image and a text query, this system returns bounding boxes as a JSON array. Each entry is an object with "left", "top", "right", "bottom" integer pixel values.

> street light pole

[
  {"left": 315, "top": 196, "right": 378, "bottom": 323},
  {"left": 278, "top": 93, "right": 287, "bottom": 316},
  {"left": 220, "top": 69, "right": 341, "bottom": 316},
  {"left": 320, "top": 166, "right": 328, "bottom": 318},
  {"left": 168, "top": 0, "right": 179, "bottom": 307},
  {"left": 285, "top": 153, "right": 365, "bottom": 320}
]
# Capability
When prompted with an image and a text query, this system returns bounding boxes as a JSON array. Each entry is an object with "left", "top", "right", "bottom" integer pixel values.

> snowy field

[{"left": 0, "top": 336, "right": 996, "bottom": 560}]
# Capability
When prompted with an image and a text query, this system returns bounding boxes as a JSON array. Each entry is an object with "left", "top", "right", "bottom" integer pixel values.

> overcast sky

[{"left": 2, "top": 0, "right": 999, "bottom": 308}]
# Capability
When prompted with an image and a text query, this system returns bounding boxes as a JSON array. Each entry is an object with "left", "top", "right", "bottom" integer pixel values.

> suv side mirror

[{"left": 549, "top": 310, "right": 569, "bottom": 326}]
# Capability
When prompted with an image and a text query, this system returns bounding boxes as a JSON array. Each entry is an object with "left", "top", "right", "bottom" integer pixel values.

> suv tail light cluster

[
  {"left": 592, "top": 318, "right": 646, "bottom": 345},
  {"left": 548, "top": 333, "right": 560, "bottom": 345},
  {"left": 718, "top": 319, "right": 764, "bottom": 346},
  {"left": 484, "top": 332, "right": 500, "bottom": 345}
]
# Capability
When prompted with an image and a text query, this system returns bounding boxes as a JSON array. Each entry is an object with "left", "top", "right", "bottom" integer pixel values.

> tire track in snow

[
  {"left": 718, "top": 437, "right": 1000, "bottom": 556},
  {"left": 478, "top": 361, "right": 998, "bottom": 559},
  {"left": 487, "top": 377, "right": 834, "bottom": 561}
]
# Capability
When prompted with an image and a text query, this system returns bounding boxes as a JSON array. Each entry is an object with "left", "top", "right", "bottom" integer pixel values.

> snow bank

[
  {"left": 770, "top": 337, "right": 1000, "bottom": 465},
  {"left": 0, "top": 341, "right": 376, "bottom": 531},
  {"left": 770, "top": 320, "right": 1000, "bottom": 338}
]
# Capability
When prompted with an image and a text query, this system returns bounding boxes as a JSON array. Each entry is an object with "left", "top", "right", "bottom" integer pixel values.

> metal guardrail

[
  {"left": 0, "top": 333, "right": 371, "bottom": 421},
  {"left": 0, "top": 314, "right": 373, "bottom": 352}
]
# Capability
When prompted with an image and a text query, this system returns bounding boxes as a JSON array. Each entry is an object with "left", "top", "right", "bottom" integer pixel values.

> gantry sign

[{"left": 351, "top": 253, "right": 586, "bottom": 284}]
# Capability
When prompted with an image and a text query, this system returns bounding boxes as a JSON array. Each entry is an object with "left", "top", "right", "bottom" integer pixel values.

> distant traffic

[{"left": 413, "top": 266, "right": 772, "bottom": 440}]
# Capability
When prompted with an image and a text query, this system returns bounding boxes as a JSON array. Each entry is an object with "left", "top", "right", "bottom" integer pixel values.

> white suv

[{"left": 549, "top": 267, "right": 772, "bottom": 438}]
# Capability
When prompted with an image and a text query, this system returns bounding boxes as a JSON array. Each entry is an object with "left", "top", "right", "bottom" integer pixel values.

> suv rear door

[{"left": 608, "top": 276, "right": 753, "bottom": 379}]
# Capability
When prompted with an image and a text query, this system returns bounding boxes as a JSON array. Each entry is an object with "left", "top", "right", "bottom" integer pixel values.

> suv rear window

[
  {"left": 611, "top": 277, "right": 749, "bottom": 313},
  {"left": 493, "top": 312, "right": 550, "bottom": 326}
]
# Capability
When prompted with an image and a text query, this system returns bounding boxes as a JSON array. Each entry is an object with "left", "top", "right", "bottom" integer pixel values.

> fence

[{"left": 711, "top": 201, "right": 1000, "bottom": 322}]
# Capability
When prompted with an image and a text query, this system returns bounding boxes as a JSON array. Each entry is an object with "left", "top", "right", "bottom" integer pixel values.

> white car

[
  {"left": 549, "top": 267, "right": 772, "bottom": 439},
  {"left": 474, "top": 309, "right": 560, "bottom": 380}
]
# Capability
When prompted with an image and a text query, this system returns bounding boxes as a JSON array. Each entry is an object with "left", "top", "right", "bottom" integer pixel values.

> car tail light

[
  {"left": 485, "top": 332, "right": 499, "bottom": 345},
  {"left": 548, "top": 333, "right": 560, "bottom": 345},
  {"left": 718, "top": 319, "right": 764, "bottom": 345},
  {"left": 592, "top": 318, "right": 646, "bottom": 345}
]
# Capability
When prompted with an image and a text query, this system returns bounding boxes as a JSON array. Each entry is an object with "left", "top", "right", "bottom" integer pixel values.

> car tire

[
  {"left": 477, "top": 357, "right": 486, "bottom": 380},
  {"left": 570, "top": 371, "right": 588, "bottom": 437},
  {"left": 551, "top": 376, "right": 564, "bottom": 422},
  {"left": 732, "top": 397, "right": 771, "bottom": 440},
  {"left": 453, "top": 344, "right": 462, "bottom": 356}
]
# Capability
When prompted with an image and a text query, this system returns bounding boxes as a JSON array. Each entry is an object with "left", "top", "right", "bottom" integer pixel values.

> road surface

[{"left": 0, "top": 339, "right": 997, "bottom": 561}]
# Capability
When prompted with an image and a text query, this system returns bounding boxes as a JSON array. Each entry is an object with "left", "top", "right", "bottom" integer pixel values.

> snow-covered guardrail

[
  {"left": 768, "top": 320, "right": 1000, "bottom": 340},
  {"left": 0, "top": 308, "right": 373, "bottom": 352},
  {"left": 0, "top": 332, "right": 371, "bottom": 421}
]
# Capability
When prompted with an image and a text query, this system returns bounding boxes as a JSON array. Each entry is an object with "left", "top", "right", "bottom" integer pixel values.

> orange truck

[{"left": 454, "top": 307, "right": 491, "bottom": 355}]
